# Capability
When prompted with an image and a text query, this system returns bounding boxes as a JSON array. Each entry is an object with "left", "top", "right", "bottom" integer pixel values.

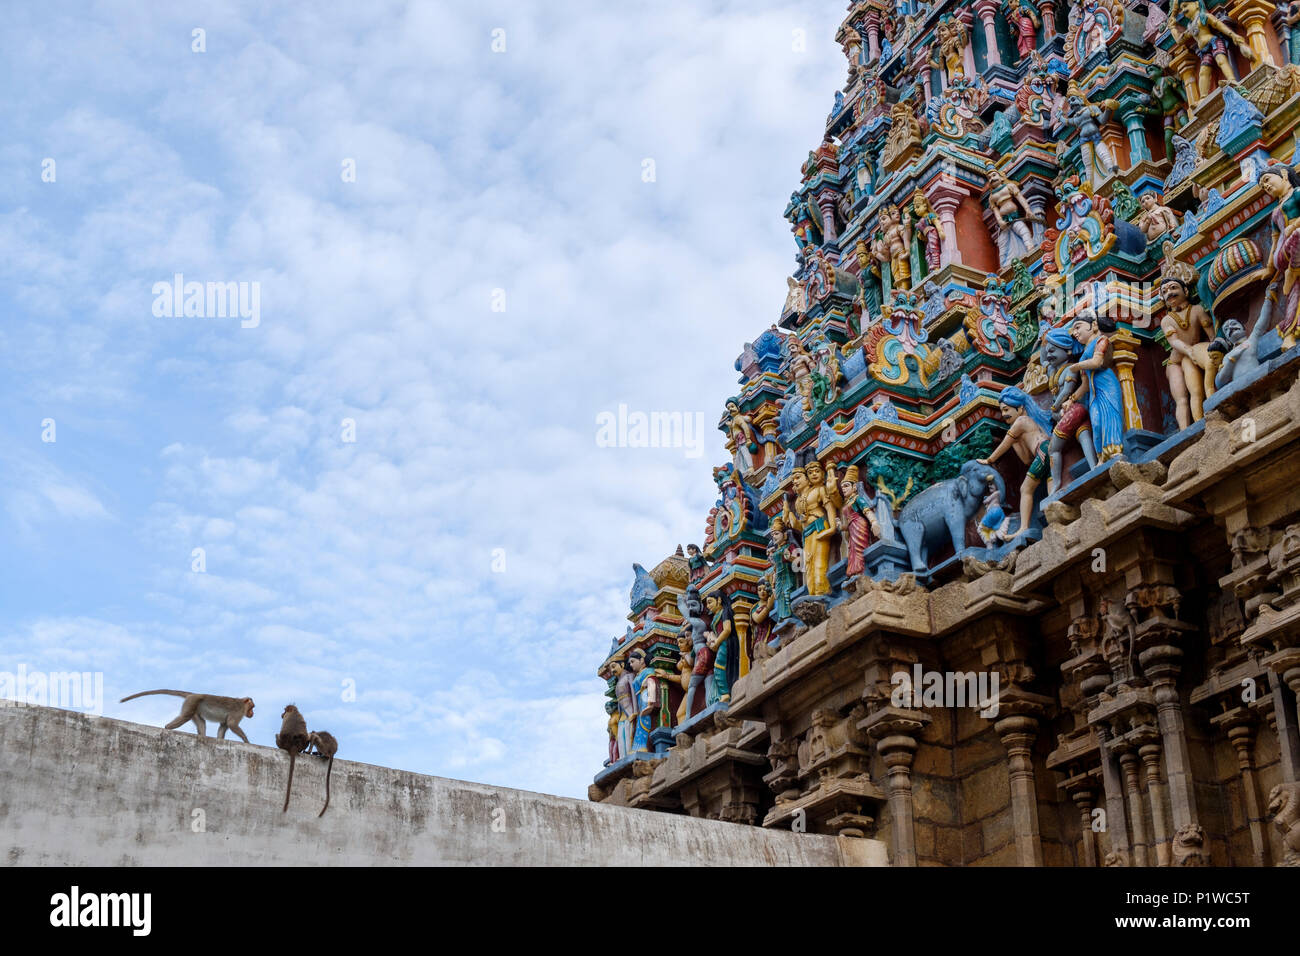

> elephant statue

[{"left": 897, "top": 460, "right": 1004, "bottom": 573}]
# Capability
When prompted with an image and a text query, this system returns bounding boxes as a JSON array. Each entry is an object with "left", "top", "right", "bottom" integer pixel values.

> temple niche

[{"left": 591, "top": 0, "right": 1300, "bottom": 869}]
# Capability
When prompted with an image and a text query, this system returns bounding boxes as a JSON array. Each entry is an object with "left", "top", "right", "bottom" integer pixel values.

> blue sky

[{"left": 0, "top": 1, "right": 842, "bottom": 797}]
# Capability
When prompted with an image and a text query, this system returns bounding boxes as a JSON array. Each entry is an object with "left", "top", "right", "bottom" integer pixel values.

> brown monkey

[
  {"left": 275, "top": 704, "right": 310, "bottom": 813},
  {"left": 305, "top": 731, "right": 339, "bottom": 817},
  {"left": 120, "top": 689, "right": 255, "bottom": 742}
]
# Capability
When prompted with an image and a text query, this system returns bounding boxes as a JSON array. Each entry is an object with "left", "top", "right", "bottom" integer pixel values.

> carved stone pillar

[
  {"left": 864, "top": 707, "right": 928, "bottom": 867},
  {"left": 1095, "top": 724, "right": 1133, "bottom": 864},
  {"left": 974, "top": 0, "right": 1002, "bottom": 68},
  {"left": 1141, "top": 643, "right": 1200, "bottom": 830},
  {"left": 1170, "top": 45, "right": 1201, "bottom": 109},
  {"left": 1122, "top": 108, "right": 1152, "bottom": 165},
  {"left": 1069, "top": 786, "right": 1099, "bottom": 867},
  {"left": 996, "top": 711, "right": 1044, "bottom": 866},
  {"left": 1138, "top": 739, "right": 1171, "bottom": 866},
  {"left": 1110, "top": 328, "right": 1144, "bottom": 434},
  {"left": 918, "top": 53, "right": 933, "bottom": 102},
  {"left": 816, "top": 192, "right": 839, "bottom": 242},
  {"left": 1115, "top": 744, "right": 1151, "bottom": 867},
  {"left": 1038, "top": 0, "right": 1056, "bottom": 40},
  {"left": 1228, "top": 0, "right": 1277, "bottom": 69},
  {"left": 865, "top": 10, "right": 882, "bottom": 62},
  {"left": 927, "top": 183, "right": 966, "bottom": 267},
  {"left": 1220, "top": 716, "right": 1271, "bottom": 866}
]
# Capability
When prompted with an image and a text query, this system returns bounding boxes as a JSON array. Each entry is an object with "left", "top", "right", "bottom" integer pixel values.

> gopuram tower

[{"left": 591, "top": 0, "right": 1300, "bottom": 868}]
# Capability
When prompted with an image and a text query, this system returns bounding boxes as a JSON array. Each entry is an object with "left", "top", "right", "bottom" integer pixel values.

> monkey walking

[
  {"left": 305, "top": 731, "right": 339, "bottom": 817},
  {"left": 120, "top": 690, "right": 255, "bottom": 742},
  {"left": 275, "top": 705, "right": 310, "bottom": 813}
]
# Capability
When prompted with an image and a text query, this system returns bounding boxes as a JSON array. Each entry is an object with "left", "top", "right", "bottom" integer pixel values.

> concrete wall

[{"left": 0, "top": 704, "right": 884, "bottom": 866}]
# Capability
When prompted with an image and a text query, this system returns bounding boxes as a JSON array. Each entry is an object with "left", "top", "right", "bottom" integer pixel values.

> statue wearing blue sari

[
  {"left": 1066, "top": 313, "right": 1125, "bottom": 461},
  {"left": 627, "top": 650, "right": 656, "bottom": 752}
]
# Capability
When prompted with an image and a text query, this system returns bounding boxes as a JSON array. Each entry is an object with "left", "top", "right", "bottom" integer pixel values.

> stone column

[
  {"left": 927, "top": 184, "right": 965, "bottom": 267},
  {"left": 1229, "top": 0, "right": 1277, "bottom": 69},
  {"left": 1095, "top": 724, "right": 1133, "bottom": 864},
  {"left": 918, "top": 53, "right": 934, "bottom": 102},
  {"left": 1224, "top": 718, "right": 1271, "bottom": 866},
  {"left": 1138, "top": 739, "right": 1171, "bottom": 866},
  {"left": 996, "top": 713, "right": 1044, "bottom": 866},
  {"left": 1116, "top": 746, "right": 1151, "bottom": 866},
  {"left": 865, "top": 10, "right": 882, "bottom": 62},
  {"left": 1070, "top": 786, "right": 1099, "bottom": 867},
  {"left": 1122, "top": 108, "right": 1152, "bottom": 165},
  {"left": 1141, "top": 643, "right": 1200, "bottom": 831},
  {"left": 1038, "top": 0, "right": 1056, "bottom": 40},
  {"left": 864, "top": 708, "right": 928, "bottom": 867},
  {"left": 1170, "top": 45, "right": 1201, "bottom": 108},
  {"left": 816, "top": 192, "right": 839, "bottom": 242},
  {"left": 1110, "top": 329, "right": 1145, "bottom": 434},
  {"left": 974, "top": 0, "right": 1003, "bottom": 68},
  {"left": 1268, "top": 670, "right": 1300, "bottom": 784}
]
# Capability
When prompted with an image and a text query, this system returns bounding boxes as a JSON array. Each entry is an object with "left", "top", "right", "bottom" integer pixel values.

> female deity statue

[
  {"left": 1041, "top": 327, "right": 1098, "bottom": 492},
  {"left": 1167, "top": 1, "right": 1258, "bottom": 100},
  {"left": 766, "top": 516, "right": 800, "bottom": 620},
  {"left": 911, "top": 189, "right": 944, "bottom": 273},
  {"left": 1003, "top": 0, "right": 1041, "bottom": 60},
  {"left": 610, "top": 658, "right": 636, "bottom": 758},
  {"left": 784, "top": 464, "right": 839, "bottom": 597},
  {"left": 1065, "top": 313, "right": 1125, "bottom": 461},
  {"left": 749, "top": 581, "right": 776, "bottom": 662},
  {"left": 1258, "top": 162, "right": 1300, "bottom": 349},
  {"left": 627, "top": 650, "right": 657, "bottom": 752},
  {"left": 703, "top": 592, "right": 739, "bottom": 704},
  {"left": 978, "top": 387, "right": 1054, "bottom": 539},
  {"left": 836, "top": 464, "right": 882, "bottom": 578}
]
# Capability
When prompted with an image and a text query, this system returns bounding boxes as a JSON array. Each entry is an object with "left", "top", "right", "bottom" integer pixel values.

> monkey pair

[
  {"left": 277, "top": 704, "right": 339, "bottom": 817},
  {"left": 120, "top": 690, "right": 338, "bottom": 817}
]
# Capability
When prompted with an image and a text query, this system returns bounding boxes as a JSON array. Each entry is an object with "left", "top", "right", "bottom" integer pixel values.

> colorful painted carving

[
  {"left": 1167, "top": 1, "right": 1258, "bottom": 101},
  {"left": 987, "top": 167, "right": 1043, "bottom": 265},
  {"left": 1003, "top": 0, "right": 1041, "bottom": 61},
  {"left": 1060, "top": 84, "right": 1121, "bottom": 188},
  {"left": 1158, "top": 245, "right": 1217, "bottom": 428},
  {"left": 1259, "top": 162, "right": 1300, "bottom": 348},
  {"left": 596, "top": 1, "right": 1300, "bottom": 767}
]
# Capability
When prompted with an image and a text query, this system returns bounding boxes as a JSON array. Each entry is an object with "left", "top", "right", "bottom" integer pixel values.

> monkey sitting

[
  {"left": 304, "top": 731, "right": 339, "bottom": 817},
  {"left": 120, "top": 689, "right": 254, "bottom": 742},
  {"left": 276, "top": 705, "right": 311, "bottom": 813}
]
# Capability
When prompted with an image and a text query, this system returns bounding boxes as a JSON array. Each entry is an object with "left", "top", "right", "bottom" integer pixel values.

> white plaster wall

[{"left": 0, "top": 705, "right": 885, "bottom": 867}]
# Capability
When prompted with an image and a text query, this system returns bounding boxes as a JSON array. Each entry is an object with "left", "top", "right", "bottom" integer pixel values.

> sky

[{"left": 0, "top": 0, "right": 844, "bottom": 798}]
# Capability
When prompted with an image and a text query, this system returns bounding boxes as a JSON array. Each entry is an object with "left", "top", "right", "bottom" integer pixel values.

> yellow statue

[{"left": 783, "top": 462, "right": 840, "bottom": 597}]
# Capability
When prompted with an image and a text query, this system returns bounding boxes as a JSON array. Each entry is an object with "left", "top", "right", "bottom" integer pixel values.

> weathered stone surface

[{"left": 0, "top": 705, "right": 884, "bottom": 867}]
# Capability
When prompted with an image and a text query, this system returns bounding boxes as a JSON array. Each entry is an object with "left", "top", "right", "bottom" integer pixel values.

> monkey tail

[
  {"left": 319, "top": 756, "right": 333, "bottom": 818},
  {"left": 284, "top": 753, "right": 296, "bottom": 813},
  {"left": 119, "top": 689, "right": 191, "bottom": 703}
]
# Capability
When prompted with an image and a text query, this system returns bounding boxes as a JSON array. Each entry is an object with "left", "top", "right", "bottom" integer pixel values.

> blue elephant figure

[{"left": 897, "top": 460, "right": 1005, "bottom": 573}]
